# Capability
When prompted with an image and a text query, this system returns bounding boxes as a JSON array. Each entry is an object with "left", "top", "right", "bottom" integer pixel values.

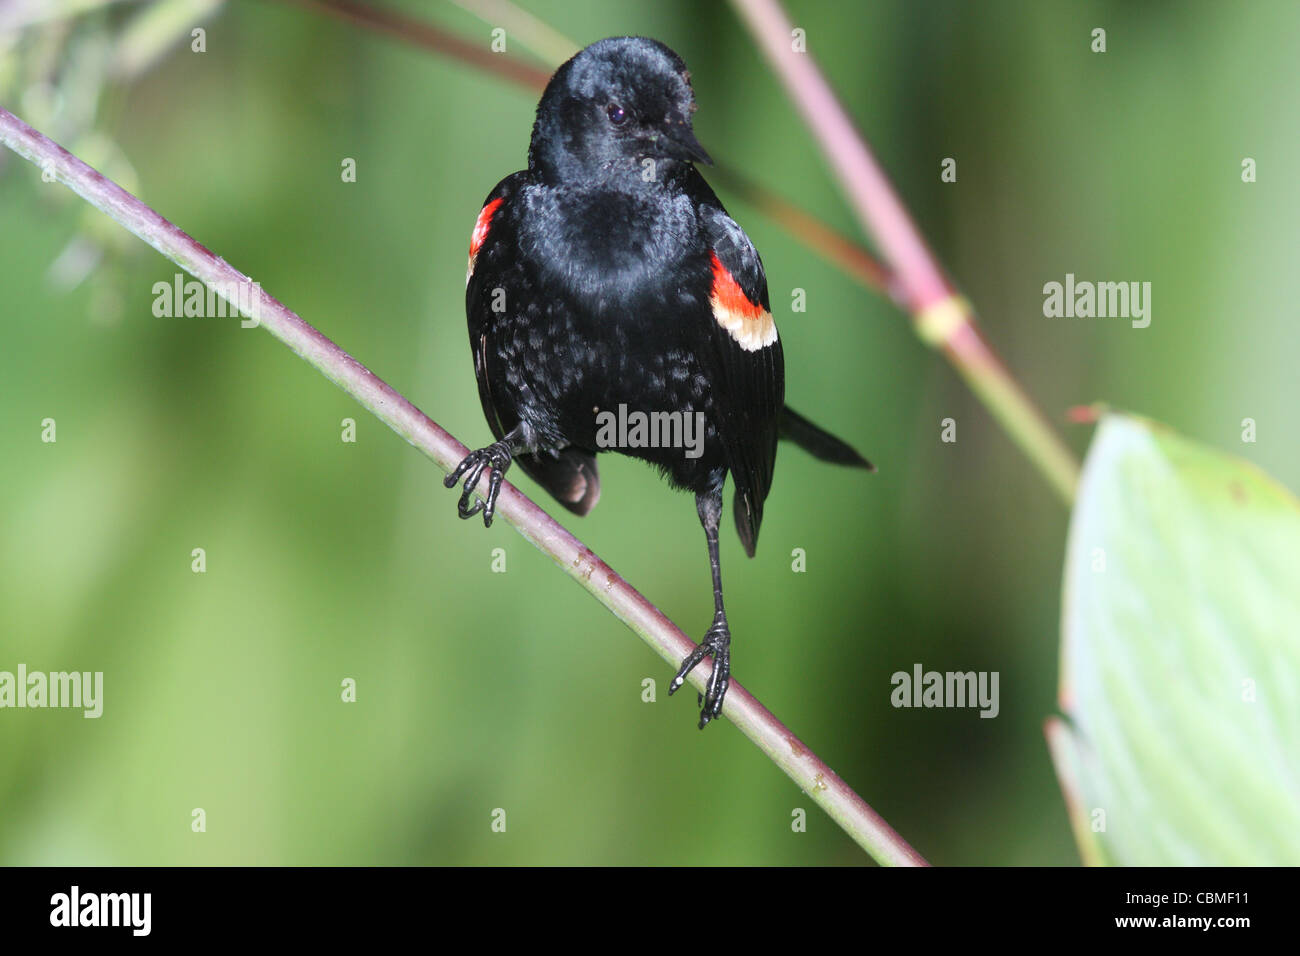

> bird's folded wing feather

[{"left": 696, "top": 202, "right": 785, "bottom": 556}]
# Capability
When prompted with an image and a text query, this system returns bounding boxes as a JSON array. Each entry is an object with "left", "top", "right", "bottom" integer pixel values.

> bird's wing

[
  {"left": 695, "top": 200, "right": 786, "bottom": 556},
  {"left": 466, "top": 174, "right": 522, "bottom": 446},
  {"left": 465, "top": 173, "right": 601, "bottom": 516}
]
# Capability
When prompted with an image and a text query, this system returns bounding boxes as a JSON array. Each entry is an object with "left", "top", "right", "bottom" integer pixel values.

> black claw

[
  {"left": 483, "top": 466, "right": 506, "bottom": 527},
  {"left": 668, "top": 618, "right": 731, "bottom": 728},
  {"left": 445, "top": 441, "right": 513, "bottom": 527}
]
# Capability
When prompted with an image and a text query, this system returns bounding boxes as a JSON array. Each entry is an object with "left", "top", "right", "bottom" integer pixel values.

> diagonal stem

[
  {"left": 288, "top": 0, "right": 554, "bottom": 89},
  {"left": 0, "top": 105, "right": 929, "bottom": 867}
]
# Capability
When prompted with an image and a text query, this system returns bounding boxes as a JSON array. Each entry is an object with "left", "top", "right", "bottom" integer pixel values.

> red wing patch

[
  {"left": 466, "top": 197, "right": 505, "bottom": 285},
  {"left": 708, "top": 251, "right": 777, "bottom": 351}
]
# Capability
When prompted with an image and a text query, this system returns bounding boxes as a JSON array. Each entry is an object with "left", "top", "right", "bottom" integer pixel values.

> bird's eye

[{"left": 606, "top": 103, "right": 627, "bottom": 125}]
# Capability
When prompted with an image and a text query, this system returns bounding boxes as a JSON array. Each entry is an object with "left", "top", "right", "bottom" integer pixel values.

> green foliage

[{"left": 1052, "top": 414, "right": 1300, "bottom": 865}]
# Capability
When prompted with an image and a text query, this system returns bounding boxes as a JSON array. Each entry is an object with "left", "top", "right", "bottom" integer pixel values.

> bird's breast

[{"left": 519, "top": 185, "right": 702, "bottom": 312}]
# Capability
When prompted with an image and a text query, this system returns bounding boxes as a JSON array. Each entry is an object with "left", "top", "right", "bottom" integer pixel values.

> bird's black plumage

[{"left": 448, "top": 36, "right": 871, "bottom": 727}]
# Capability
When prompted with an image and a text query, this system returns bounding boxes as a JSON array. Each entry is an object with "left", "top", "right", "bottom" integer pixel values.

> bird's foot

[
  {"left": 668, "top": 614, "right": 731, "bottom": 729},
  {"left": 444, "top": 440, "right": 513, "bottom": 527}
]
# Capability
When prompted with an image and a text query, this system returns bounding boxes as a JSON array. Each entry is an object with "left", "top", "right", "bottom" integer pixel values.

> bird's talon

[
  {"left": 446, "top": 442, "right": 513, "bottom": 527},
  {"left": 671, "top": 622, "right": 731, "bottom": 727}
]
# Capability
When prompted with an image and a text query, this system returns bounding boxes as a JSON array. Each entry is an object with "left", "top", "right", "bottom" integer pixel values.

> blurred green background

[{"left": 1, "top": 0, "right": 1297, "bottom": 865}]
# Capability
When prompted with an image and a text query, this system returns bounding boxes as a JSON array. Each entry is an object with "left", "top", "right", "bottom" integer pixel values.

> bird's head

[{"left": 528, "top": 36, "right": 713, "bottom": 184}]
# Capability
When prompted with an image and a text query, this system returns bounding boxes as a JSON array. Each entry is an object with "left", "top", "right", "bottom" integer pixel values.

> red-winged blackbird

[{"left": 448, "top": 36, "right": 872, "bottom": 728}]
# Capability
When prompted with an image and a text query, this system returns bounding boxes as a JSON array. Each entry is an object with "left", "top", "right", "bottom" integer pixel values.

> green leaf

[{"left": 1050, "top": 413, "right": 1300, "bottom": 865}]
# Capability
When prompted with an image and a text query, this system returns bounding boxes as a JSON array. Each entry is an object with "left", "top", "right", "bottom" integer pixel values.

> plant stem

[
  {"left": 0, "top": 105, "right": 929, "bottom": 867},
  {"left": 447, "top": 0, "right": 580, "bottom": 68},
  {"left": 290, "top": 0, "right": 554, "bottom": 90},
  {"left": 728, "top": 0, "right": 1080, "bottom": 503}
]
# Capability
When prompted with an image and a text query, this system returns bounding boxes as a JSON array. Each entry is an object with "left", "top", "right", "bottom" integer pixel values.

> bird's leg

[
  {"left": 444, "top": 425, "right": 527, "bottom": 527},
  {"left": 669, "top": 487, "right": 732, "bottom": 728}
]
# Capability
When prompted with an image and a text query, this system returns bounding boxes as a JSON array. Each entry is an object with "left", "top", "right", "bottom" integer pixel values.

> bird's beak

[{"left": 660, "top": 122, "right": 714, "bottom": 166}]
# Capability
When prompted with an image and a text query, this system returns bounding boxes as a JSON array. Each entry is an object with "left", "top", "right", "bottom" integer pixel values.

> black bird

[{"left": 448, "top": 36, "right": 872, "bottom": 728}]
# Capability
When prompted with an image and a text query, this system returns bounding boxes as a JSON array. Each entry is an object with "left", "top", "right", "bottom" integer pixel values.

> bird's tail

[{"left": 779, "top": 406, "right": 874, "bottom": 471}]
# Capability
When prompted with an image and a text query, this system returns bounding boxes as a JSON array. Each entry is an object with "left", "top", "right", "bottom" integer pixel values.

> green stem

[{"left": 924, "top": 298, "right": 1079, "bottom": 503}]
